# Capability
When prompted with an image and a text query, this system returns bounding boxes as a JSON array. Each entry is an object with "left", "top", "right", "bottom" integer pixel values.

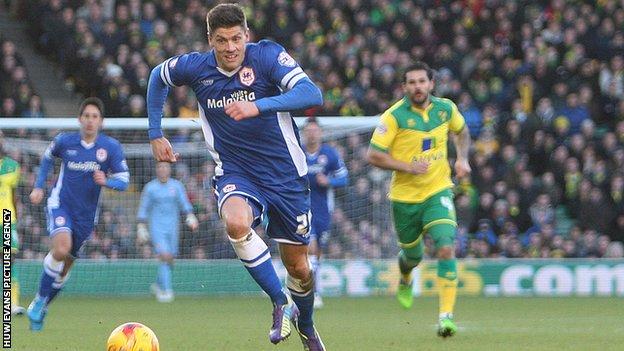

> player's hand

[
  {"left": 29, "top": 188, "right": 45, "bottom": 204},
  {"left": 224, "top": 101, "right": 260, "bottom": 121},
  {"left": 137, "top": 223, "right": 150, "bottom": 243},
  {"left": 150, "top": 137, "right": 179, "bottom": 162},
  {"left": 316, "top": 173, "right": 330, "bottom": 187},
  {"left": 408, "top": 160, "right": 430, "bottom": 175},
  {"left": 454, "top": 158, "right": 471, "bottom": 179},
  {"left": 186, "top": 213, "right": 199, "bottom": 232},
  {"left": 93, "top": 170, "right": 107, "bottom": 186}
]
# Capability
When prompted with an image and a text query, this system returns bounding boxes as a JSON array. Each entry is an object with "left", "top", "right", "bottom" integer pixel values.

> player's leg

[
  {"left": 159, "top": 228, "right": 180, "bottom": 301},
  {"left": 151, "top": 229, "right": 175, "bottom": 302},
  {"left": 279, "top": 244, "right": 316, "bottom": 334},
  {"left": 11, "top": 224, "right": 25, "bottom": 315},
  {"left": 392, "top": 201, "right": 423, "bottom": 309},
  {"left": 423, "top": 189, "right": 458, "bottom": 337},
  {"left": 221, "top": 196, "right": 287, "bottom": 305},
  {"left": 307, "top": 228, "right": 323, "bottom": 309},
  {"left": 46, "top": 255, "right": 74, "bottom": 305},
  {"left": 265, "top": 178, "right": 325, "bottom": 350},
  {"left": 397, "top": 241, "right": 424, "bottom": 309},
  {"left": 28, "top": 227, "right": 72, "bottom": 331},
  {"left": 47, "top": 225, "right": 93, "bottom": 305}
]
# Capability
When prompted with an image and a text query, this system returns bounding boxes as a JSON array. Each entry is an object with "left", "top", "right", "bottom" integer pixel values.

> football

[{"left": 107, "top": 322, "right": 160, "bottom": 351}]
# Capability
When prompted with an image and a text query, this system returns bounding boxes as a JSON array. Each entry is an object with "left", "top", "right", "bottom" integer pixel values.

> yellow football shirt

[
  {"left": 0, "top": 157, "right": 20, "bottom": 221},
  {"left": 370, "top": 96, "right": 465, "bottom": 203}
]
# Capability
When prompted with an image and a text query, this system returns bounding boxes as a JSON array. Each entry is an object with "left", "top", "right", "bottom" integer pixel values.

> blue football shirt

[
  {"left": 159, "top": 40, "right": 311, "bottom": 186},
  {"left": 44, "top": 132, "right": 129, "bottom": 224}
]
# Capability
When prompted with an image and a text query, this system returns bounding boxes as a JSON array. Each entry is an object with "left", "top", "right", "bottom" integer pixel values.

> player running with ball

[{"left": 146, "top": 4, "right": 325, "bottom": 350}]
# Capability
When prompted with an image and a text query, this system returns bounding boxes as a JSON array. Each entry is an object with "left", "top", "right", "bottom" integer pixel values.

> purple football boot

[{"left": 269, "top": 294, "right": 300, "bottom": 344}]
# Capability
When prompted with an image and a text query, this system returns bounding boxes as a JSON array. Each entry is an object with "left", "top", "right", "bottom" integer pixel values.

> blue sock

[
  {"left": 47, "top": 287, "right": 61, "bottom": 304},
  {"left": 230, "top": 231, "right": 287, "bottom": 305},
  {"left": 38, "top": 271, "right": 55, "bottom": 301},
  {"left": 288, "top": 274, "right": 315, "bottom": 336},
  {"left": 159, "top": 263, "right": 172, "bottom": 292},
  {"left": 38, "top": 253, "right": 64, "bottom": 303}
]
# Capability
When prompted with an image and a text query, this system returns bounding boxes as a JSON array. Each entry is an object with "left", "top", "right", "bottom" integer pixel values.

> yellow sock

[
  {"left": 11, "top": 280, "right": 20, "bottom": 308},
  {"left": 437, "top": 276, "right": 457, "bottom": 316}
]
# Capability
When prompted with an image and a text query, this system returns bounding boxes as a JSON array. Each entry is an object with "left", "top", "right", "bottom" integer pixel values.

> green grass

[{"left": 11, "top": 296, "right": 624, "bottom": 350}]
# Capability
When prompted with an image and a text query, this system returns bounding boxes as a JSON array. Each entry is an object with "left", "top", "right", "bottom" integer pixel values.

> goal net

[{"left": 3, "top": 116, "right": 400, "bottom": 296}]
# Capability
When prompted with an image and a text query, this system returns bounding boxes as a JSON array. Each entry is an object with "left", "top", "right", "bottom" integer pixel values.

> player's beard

[{"left": 409, "top": 91, "right": 429, "bottom": 108}]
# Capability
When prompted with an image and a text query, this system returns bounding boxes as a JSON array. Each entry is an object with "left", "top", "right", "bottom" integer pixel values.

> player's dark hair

[
  {"left": 78, "top": 97, "right": 105, "bottom": 117},
  {"left": 304, "top": 117, "right": 320, "bottom": 128},
  {"left": 207, "top": 3, "right": 247, "bottom": 35},
  {"left": 402, "top": 61, "right": 434, "bottom": 82}
]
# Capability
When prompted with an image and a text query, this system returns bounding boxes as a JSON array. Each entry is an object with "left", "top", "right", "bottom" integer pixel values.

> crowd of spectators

[
  {"left": 4, "top": 0, "right": 624, "bottom": 260},
  {"left": 0, "top": 36, "right": 45, "bottom": 118}
]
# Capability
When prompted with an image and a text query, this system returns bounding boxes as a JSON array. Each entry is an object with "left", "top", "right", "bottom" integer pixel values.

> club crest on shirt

[
  {"left": 96, "top": 148, "right": 108, "bottom": 162},
  {"left": 318, "top": 155, "right": 328, "bottom": 166},
  {"left": 239, "top": 67, "right": 255, "bottom": 86}
]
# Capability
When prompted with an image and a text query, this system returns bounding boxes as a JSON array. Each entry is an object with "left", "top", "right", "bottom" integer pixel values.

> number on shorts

[
  {"left": 440, "top": 196, "right": 455, "bottom": 214},
  {"left": 296, "top": 211, "right": 312, "bottom": 236}
]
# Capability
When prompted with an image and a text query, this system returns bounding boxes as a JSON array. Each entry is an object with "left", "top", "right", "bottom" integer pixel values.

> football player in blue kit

[
  {"left": 146, "top": 4, "right": 325, "bottom": 350},
  {"left": 302, "top": 118, "right": 348, "bottom": 309},
  {"left": 27, "top": 97, "right": 129, "bottom": 331}
]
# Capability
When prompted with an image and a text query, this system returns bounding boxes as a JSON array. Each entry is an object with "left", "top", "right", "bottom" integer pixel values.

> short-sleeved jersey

[
  {"left": 370, "top": 96, "right": 466, "bottom": 203},
  {"left": 159, "top": 40, "right": 311, "bottom": 187},
  {"left": 306, "top": 144, "right": 348, "bottom": 230},
  {"left": 137, "top": 178, "right": 193, "bottom": 231},
  {"left": 0, "top": 156, "right": 20, "bottom": 221},
  {"left": 45, "top": 132, "right": 129, "bottom": 224}
]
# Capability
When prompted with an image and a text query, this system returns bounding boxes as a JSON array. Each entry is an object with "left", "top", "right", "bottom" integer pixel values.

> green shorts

[
  {"left": 11, "top": 224, "right": 19, "bottom": 251},
  {"left": 392, "top": 189, "right": 457, "bottom": 250}
]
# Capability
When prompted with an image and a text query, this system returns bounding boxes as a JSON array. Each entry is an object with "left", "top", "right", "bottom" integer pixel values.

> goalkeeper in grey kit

[{"left": 137, "top": 161, "right": 199, "bottom": 302}]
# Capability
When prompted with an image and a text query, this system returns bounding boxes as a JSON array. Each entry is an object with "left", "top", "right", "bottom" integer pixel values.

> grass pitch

[{"left": 11, "top": 296, "right": 624, "bottom": 350}]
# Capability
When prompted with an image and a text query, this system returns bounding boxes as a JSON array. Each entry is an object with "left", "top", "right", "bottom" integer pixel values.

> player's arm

[
  {"left": 226, "top": 80, "right": 322, "bottom": 121},
  {"left": 449, "top": 101, "right": 471, "bottom": 179},
  {"left": 147, "top": 55, "right": 192, "bottom": 162},
  {"left": 95, "top": 142, "right": 129, "bottom": 191},
  {"left": 367, "top": 113, "right": 428, "bottom": 175},
  {"left": 225, "top": 41, "right": 322, "bottom": 120},
  {"left": 176, "top": 182, "right": 198, "bottom": 231},
  {"left": 136, "top": 184, "right": 152, "bottom": 242},
  {"left": 9, "top": 163, "right": 20, "bottom": 217},
  {"left": 327, "top": 152, "right": 349, "bottom": 188},
  {"left": 30, "top": 135, "right": 61, "bottom": 204}
]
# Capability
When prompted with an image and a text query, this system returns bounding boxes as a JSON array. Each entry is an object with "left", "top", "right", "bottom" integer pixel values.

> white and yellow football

[{"left": 107, "top": 322, "right": 160, "bottom": 351}]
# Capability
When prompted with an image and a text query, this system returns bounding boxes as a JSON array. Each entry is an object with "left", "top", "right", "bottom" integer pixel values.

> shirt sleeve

[
  {"left": 108, "top": 141, "right": 130, "bottom": 182},
  {"left": 45, "top": 133, "right": 64, "bottom": 159},
  {"left": 176, "top": 181, "right": 194, "bottom": 214},
  {"left": 259, "top": 40, "right": 310, "bottom": 91},
  {"left": 370, "top": 112, "right": 399, "bottom": 152},
  {"left": 137, "top": 184, "right": 152, "bottom": 221},
  {"left": 158, "top": 53, "right": 197, "bottom": 88},
  {"left": 328, "top": 148, "right": 348, "bottom": 187},
  {"left": 448, "top": 100, "right": 466, "bottom": 134},
  {"left": 4, "top": 163, "right": 20, "bottom": 188}
]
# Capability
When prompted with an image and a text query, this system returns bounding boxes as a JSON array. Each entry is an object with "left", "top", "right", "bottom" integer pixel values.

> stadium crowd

[
  {"left": 0, "top": 37, "right": 45, "bottom": 117},
  {"left": 3, "top": 0, "right": 624, "bottom": 260}
]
